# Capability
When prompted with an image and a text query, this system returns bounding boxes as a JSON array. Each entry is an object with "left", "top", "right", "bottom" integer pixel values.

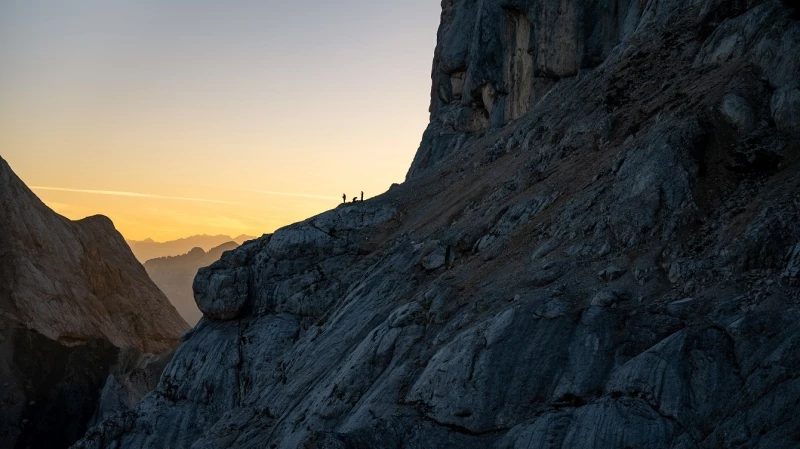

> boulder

[
  {"left": 591, "top": 290, "right": 620, "bottom": 307},
  {"left": 720, "top": 93, "right": 756, "bottom": 133},
  {"left": 422, "top": 252, "right": 446, "bottom": 271},
  {"left": 193, "top": 265, "right": 250, "bottom": 320}
]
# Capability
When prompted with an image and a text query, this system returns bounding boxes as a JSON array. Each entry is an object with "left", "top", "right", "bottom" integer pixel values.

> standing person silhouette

[
  {"left": 342, "top": 193, "right": 346, "bottom": 204},
  {"left": 361, "top": 191, "right": 364, "bottom": 201}
]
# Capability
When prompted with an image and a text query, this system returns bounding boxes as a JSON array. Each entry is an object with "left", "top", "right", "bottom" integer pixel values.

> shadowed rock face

[
  {"left": 407, "top": 0, "right": 800, "bottom": 178},
  {"left": 75, "top": 1, "right": 800, "bottom": 448},
  {"left": 408, "top": 0, "right": 647, "bottom": 178},
  {"left": 0, "top": 316, "right": 175, "bottom": 449},
  {"left": 0, "top": 317, "right": 119, "bottom": 449},
  {"left": 0, "top": 156, "right": 187, "bottom": 448}
]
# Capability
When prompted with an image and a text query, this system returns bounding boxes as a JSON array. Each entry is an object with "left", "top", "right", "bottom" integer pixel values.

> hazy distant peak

[
  {"left": 233, "top": 234, "right": 257, "bottom": 242},
  {"left": 126, "top": 234, "right": 257, "bottom": 262},
  {"left": 212, "top": 241, "right": 240, "bottom": 252},
  {"left": 187, "top": 247, "right": 206, "bottom": 256},
  {"left": 143, "top": 239, "right": 243, "bottom": 325}
]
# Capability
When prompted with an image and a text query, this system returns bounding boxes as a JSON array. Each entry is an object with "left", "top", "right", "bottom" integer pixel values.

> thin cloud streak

[
  {"left": 244, "top": 189, "right": 340, "bottom": 201},
  {"left": 30, "top": 186, "right": 239, "bottom": 205}
]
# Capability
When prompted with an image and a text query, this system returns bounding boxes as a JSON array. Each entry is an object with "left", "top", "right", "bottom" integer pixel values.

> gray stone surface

[
  {"left": 73, "top": 1, "right": 800, "bottom": 448},
  {"left": 785, "top": 243, "right": 800, "bottom": 279},
  {"left": 771, "top": 84, "right": 800, "bottom": 136},
  {"left": 408, "top": 0, "right": 646, "bottom": 178},
  {"left": 720, "top": 93, "right": 756, "bottom": 132}
]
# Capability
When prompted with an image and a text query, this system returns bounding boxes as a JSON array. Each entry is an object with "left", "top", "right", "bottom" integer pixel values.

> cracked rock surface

[{"left": 76, "top": 1, "right": 800, "bottom": 448}]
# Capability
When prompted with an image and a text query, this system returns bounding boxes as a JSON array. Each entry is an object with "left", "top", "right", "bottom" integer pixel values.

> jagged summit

[
  {"left": 76, "top": 1, "right": 800, "bottom": 448},
  {"left": 0, "top": 156, "right": 188, "bottom": 352}
]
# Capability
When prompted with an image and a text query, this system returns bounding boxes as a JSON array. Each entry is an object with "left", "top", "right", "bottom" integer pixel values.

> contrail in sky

[
  {"left": 30, "top": 186, "right": 239, "bottom": 205},
  {"left": 244, "top": 189, "right": 339, "bottom": 201}
]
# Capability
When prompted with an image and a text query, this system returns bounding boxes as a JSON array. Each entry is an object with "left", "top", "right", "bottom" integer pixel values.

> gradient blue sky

[{"left": 0, "top": 1, "right": 441, "bottom": 240}]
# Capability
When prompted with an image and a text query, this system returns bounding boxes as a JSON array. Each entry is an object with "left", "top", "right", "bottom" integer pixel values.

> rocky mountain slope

[
  {"left": 145, "top": 242, "right": 241, "bottom": 325},
  {"left": 127, "top": 235, "right": 255, "bottom": 263},
  {"left": 0, "top": 156, "right": 188, "bottom": 448},
  {"left": 0, "top": 157, "right": 188, "bottom": 352},
  {"left": 76, "top": 1, "right": 800, "bottom": 448}
]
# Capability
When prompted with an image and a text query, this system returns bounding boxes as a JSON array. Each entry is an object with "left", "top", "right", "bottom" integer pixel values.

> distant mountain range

[
  {"left": 144, "top": 242, "right": 240, "bottom": 325},
  {"left": 126, "top": 234, "right": 255, "bottom": 262}
]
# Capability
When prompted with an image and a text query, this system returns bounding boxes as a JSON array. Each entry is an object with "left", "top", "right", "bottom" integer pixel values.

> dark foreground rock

[
  {"left": 0, "top": 316, "right": 176, "bottom": 449},
  {"left": 75, "top": 1, "right": 800, "bottom": 448}
]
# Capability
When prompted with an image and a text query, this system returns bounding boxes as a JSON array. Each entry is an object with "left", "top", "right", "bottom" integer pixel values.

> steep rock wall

[{"left": 409, "top": 0, "right": 647, "bottom": 178}]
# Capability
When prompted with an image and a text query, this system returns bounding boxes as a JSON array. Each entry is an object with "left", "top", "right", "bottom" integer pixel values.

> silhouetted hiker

[
  {"left": 352, "top": 197, "right": 358, "bottom": 203},
  {"left": 361, "top": 191, "right": 364, "bottom": 201},
  {"left": 342, "top": 193, "right": 346, "bottom": 204}
]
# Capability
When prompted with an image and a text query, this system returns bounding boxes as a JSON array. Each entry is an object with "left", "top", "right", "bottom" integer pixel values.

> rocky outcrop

[
  {"left": 0, "top": 156, "right": 187, "bottom": 448},
  {"left": 145, "top": 242, "right": 242, "bottom": 324},
  {"left": 771, "top": 83, "right": 800, "bottom": 136},
  {"left": 75, "top": 1, "right": 800, "bottom": 449}
]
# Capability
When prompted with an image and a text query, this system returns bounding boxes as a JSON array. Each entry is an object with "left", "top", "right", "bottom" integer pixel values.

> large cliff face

[
  {"left": 408, "top": 0, "right": 645, "bottom": 178},
  {"left": 76, "top": 1, "right": 800, "bottom": 448},
  {"left": 408, "top": 0, "right": 800, "bottom": 177},
  {"left": 0, "top": 156, "right": 188, "bottom": 353},
  {"left": 0, "top": 156, "right": 188, "bottom": 448}
]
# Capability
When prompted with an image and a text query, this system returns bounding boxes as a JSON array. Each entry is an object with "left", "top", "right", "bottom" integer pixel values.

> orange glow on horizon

[
  {"left": 24, "top": 181, "right": 381, "bottom": 242},
  {"left": 0, "top": 1, "right": 440, "bottom": 242}
]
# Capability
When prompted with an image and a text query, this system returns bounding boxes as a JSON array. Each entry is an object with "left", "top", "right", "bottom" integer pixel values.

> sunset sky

[{"left": 0, "top": 1, "right": 440, "bottom": 241}]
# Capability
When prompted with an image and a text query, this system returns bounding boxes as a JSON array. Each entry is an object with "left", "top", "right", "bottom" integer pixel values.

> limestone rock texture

[
  {"left": 0, "top": 156, "right": 188, "bottom": 448},
  {"left": 75, "top": 1, "right": 800, "bottom": 449}
]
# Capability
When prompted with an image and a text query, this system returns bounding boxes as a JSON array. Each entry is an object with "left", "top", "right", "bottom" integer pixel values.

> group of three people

[{"left": 343, "top": 191, "right": 364, "bottom": 203}]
